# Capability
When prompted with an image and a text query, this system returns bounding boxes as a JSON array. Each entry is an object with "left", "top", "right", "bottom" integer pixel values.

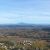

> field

[{"left": 0, "top": 25, "right": 49, "bottom": 50}]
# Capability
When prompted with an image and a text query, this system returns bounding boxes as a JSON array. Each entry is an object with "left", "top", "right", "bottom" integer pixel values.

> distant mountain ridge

[{"left": 0, "top": 23, "right": 50, "bottom": 30}]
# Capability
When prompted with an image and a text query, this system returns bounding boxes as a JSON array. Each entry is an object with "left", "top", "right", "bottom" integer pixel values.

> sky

[{"left": 0, "top": 0, "right": 50, "bottom": 24}]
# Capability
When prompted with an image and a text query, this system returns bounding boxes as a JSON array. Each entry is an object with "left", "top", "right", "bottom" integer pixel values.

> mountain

[{"left": 0, "top": 23, "right": 50, "bottom": 30}]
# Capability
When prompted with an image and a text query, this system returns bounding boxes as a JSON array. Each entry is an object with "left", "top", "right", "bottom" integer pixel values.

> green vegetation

[
  {"left": 0, "top": 40, "right": 49, "bottom": 50},
  {"left": 0, "top": 48, "right": 6, "bottom": 50}
]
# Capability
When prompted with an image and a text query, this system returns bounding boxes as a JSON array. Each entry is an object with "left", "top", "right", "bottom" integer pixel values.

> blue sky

[{"left": 0, "top": 0, "right": 50, "bottom": 24}]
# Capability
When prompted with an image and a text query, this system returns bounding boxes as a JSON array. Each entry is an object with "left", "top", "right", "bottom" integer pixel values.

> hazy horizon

[{"left": 0, "top": 0, "right": 50, "bottom": 24}]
